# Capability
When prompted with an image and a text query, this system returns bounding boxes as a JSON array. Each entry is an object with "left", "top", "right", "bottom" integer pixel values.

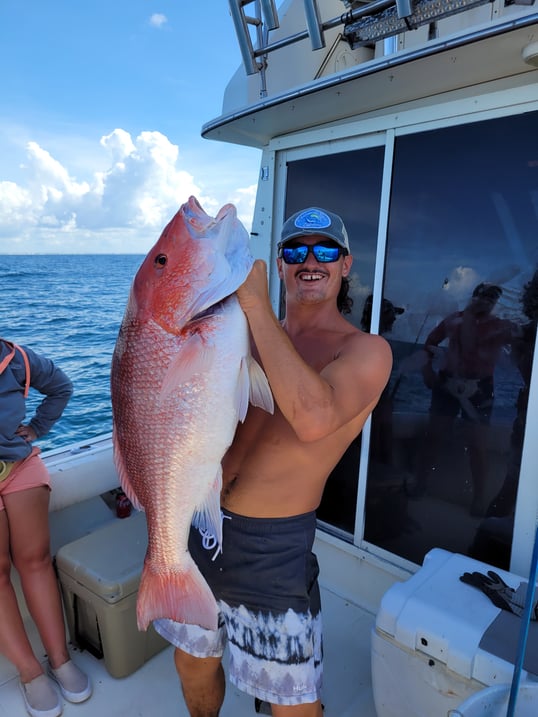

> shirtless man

[
  {"left": 415, "top": 283, "right": 517, "bottom": 513},
  {"left": 422, "top": 283, "right": 513, "bottom": 401},
  {"left": 155, "top": 207, "right": 392, "bottom": 717}
]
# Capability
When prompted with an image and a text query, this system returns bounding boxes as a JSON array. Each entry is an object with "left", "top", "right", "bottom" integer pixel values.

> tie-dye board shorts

[{"left": 154, "top": 509, "right": 323, "bottom": 706}]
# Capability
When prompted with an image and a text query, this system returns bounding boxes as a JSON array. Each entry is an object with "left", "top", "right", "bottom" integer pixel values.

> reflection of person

[
  {"left": 360, "top": 294, "right": 405, "bottom": 334},
  {"left": 0, "top": 339, "right": 92, "bottom": 717},
  {"left": 486, "top": 270, "right": 538, "bottom": 517},
  {"left": 412, "top": 283, "right": 517, "bottom": 515},
  {"left": 155, "top": 207, "right": 392, "bottom": 716}
]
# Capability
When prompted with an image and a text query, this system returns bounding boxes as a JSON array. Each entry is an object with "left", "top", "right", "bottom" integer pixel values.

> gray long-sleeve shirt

[{"left": 0, "top": 340, "right": 73, "bottom": 461}]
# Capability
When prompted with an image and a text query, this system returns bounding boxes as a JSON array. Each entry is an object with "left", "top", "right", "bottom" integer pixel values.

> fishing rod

[
  {"left": 506, "top": 523, "right": 538, "bottom": 717},
  {"left": 389, "top": 310, "right": 430, "bottom": 401}
]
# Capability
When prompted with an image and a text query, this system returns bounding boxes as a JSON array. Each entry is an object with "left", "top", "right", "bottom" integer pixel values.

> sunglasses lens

[
  {"left": 312, "top": 245, "right": 341, "bottom": 262},
  {"left": 280, "top": 242, "right": 344, "bottom": 264},
  {"left": 282, "top": 246, "right": 309, "bottom": 264}
]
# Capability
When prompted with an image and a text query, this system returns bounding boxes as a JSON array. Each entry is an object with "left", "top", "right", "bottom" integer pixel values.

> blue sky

[{"left": 0, "top": 1, "right": 261, "bottom": 253}]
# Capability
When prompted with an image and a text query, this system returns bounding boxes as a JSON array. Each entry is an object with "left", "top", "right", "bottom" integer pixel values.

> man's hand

[
  {"left": 422, "top": 363, "right": 437, "bottom": 389},
  {"left": 15, "top": 424, "right": 37, "bottom": 443},
  {"left": 236, "top": 260, "right": 271, "bottom": 316}
]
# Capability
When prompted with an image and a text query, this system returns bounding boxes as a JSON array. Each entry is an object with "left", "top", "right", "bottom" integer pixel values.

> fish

[{"left": 110, "top": 196, "right": 273, "bottom": 631}]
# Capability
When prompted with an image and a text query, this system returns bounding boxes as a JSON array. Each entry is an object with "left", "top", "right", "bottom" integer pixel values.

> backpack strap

[
  {"left": 0, "top": 339, "right": 30, "bottom": 398},
  {"left": 0, "top": 341, "right": 15, "bottom": 373},
  {"left": 16, "top": 344, "right": 31, "bottom": 398}
]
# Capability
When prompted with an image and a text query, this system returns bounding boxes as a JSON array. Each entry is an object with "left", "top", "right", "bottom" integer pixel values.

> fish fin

[
  {"left": 247, "top": 356, "right": 274, "bottom": 415},
  {"left": 160, "top": 334, "right": 216, "bottom": 398},
  {"left": 236, "top": 356, "right": 252, "bottom": 422},
  {"left": 137, "top": 555, "right": 219, "bottom": 631},
  {"left": 112, "top": 429, "right": 144, "bottom": 511},
  {"left": 192, "top": 468, "right": 223, "bottom": 554}
]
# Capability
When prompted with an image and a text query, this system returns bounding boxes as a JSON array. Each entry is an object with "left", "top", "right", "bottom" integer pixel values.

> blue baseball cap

[{"left": 279, "top": 207, "right": 350, "bottom": 252}]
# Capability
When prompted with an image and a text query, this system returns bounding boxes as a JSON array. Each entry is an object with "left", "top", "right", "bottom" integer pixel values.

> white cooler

[{"left": 371, "top": 548, "right": 538, "bottom": 717}]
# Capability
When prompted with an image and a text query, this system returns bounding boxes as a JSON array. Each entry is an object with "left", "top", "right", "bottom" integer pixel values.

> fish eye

[{"left": 155, "top": 254, "right": 167, "bottom": 267}]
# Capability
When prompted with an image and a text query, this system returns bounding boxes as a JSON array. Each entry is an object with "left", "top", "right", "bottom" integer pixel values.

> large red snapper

[{"left": 111, "top": 196, "right": 273, "bottom": 631}]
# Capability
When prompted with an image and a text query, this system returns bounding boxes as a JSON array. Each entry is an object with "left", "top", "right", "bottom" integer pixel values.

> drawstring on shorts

[{"left": 198, "top": 511, "right": 231, "bottom": 561}]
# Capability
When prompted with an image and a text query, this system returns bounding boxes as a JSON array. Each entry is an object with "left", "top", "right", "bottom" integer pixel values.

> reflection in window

[
  {"left": 366, "top": 111, "right": 538, "bottom": 569},
  {"left": 284, "top": 147, "right": 384, "bottom": 535}
]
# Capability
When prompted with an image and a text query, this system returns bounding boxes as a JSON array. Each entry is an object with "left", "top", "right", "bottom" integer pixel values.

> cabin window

[
  {"left": 366, "top": 110, "right": 538, "bottom": 569},
  {"left": 282, "top": 110, "right": 537, "bottom": 568}
]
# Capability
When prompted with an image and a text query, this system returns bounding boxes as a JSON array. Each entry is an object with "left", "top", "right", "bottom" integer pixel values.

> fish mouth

[
  {"left": 181, "top": 196, "right": 237, "bottom": 238},
  {"left": 176, "top": 197, "right": 252, "bottom": 321}
]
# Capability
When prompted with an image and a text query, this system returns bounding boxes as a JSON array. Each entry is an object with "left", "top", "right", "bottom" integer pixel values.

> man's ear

[
  {"left": 342, "top": 254, "right": 353, "bottom": 277},
  {"left": 277, "top": 257, "right": 284, "bottom": 280}
]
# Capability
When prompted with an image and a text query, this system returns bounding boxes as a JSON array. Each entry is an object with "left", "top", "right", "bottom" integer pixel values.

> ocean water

[{"left": 1, "top": 254, "right": 144, "bottom": 452}]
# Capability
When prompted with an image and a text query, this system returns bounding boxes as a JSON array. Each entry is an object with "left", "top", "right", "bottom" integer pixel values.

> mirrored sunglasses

[{"left": 279, "top": 242, "right": 347, "bottom": 265}]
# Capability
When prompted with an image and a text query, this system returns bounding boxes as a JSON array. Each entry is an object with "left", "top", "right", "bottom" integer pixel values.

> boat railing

[
  {"left": 228, "top": 0, "right": 509, "bottom": 77},
  {"left": 43, "top": 432, "right": 119, "bottom": 512}
]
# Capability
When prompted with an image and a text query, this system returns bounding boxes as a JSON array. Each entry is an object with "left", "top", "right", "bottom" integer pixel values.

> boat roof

[{"left": 202, "top": 12, "right": 538, "bottom": 148}]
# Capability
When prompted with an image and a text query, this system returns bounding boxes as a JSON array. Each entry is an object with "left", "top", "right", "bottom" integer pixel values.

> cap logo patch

[{"left": 294, "top": 209, "right": 331, "bottom": 231}]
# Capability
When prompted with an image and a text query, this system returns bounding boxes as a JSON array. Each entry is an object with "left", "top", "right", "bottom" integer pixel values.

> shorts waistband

[{"left": 221, "top": 508, "right": 317, "bottom": 535}]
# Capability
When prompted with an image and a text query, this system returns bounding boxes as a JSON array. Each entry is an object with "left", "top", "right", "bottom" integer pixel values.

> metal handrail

[{"left": 229, "top": 0, "right": 498, "bottom": 75}]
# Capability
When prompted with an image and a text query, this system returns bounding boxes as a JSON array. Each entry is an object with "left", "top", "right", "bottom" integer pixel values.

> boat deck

[{"left": 0, "top": 583, "right": 377, "bottom": 717}]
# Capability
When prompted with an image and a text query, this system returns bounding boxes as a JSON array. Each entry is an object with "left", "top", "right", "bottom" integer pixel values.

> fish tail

[{"left": 136, "top": 557, "right": 219, "bottom": 632}]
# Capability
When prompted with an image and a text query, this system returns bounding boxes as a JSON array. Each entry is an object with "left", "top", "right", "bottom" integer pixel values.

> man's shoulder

[
  {"left": 335, "top": 329, "right": 393, "bottom": 399},
  {"left": 342, "top": 326, "right": 392, "bottom": 361},
  {"left": 313, "top": 316, "right": 392, "bottom": 368}
]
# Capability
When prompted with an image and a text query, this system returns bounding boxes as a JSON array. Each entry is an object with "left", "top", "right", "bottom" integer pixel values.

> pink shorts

[{"left": 0, "top": 448, "right": 51, "bottom": 510}]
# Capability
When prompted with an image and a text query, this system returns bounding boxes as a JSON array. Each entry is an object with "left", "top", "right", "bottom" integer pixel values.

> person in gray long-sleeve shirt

[
  {"left": 0, "top": 341, "right": 73, "bottom": 461},
  {"left": 0, "top": 339, "right": 92, "bottom": 717}
]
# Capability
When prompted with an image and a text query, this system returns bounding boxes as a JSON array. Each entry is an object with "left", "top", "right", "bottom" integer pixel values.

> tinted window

[{"left": 366, "top": 111, "right": 538, "bottom": 568}]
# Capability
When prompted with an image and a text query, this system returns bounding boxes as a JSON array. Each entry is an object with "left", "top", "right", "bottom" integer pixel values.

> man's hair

[
  {"left": 472, "top": 282, "right": 502, "bottom": 302},
  {"left": 338, "top": 276, "right": 353, "bottom": 314}
]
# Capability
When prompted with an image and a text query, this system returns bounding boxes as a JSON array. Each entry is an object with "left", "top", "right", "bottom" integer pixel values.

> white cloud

[
  {"left": 149, "top": 14, "right": 167, "bottom": 28},
  {"left": 95, "top": 128, "right": 202, "bottom": 229},
  {"left": 1, "top": 129, "right": 258, "bottom": 253},
  {"left": 0, "top": 181, "right": 33, "bottom": 229},
  {"left": 100, "top": 128, "right": 135, "bottom": 162},
  {"left": 223, "top": 183, "right": 257, "bottom": 232},
  {"left": 443, "top": 266, "right": 480, "bottom": 300}
]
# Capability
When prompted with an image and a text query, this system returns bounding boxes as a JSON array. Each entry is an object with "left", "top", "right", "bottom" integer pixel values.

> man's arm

[
  {"left": 23, "top": 346, "right": 73, "bottom": 438},
  {"left": 421, "top": 319, "right": 447, "bottom": 388},
  {"left": 424, "top": 318, "right": 447, "bottom": 351},
  {"left": 236, "top": 261, "right": 393, "bottom": 443}
]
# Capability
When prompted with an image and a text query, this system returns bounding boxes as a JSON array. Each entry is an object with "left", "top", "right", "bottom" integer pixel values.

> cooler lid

[
  {"left": 375, "top": 548, "right": 523, "bottom": 680},
  {"left": 56, "top": 512, "right": 148, "bottom": 604}
]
